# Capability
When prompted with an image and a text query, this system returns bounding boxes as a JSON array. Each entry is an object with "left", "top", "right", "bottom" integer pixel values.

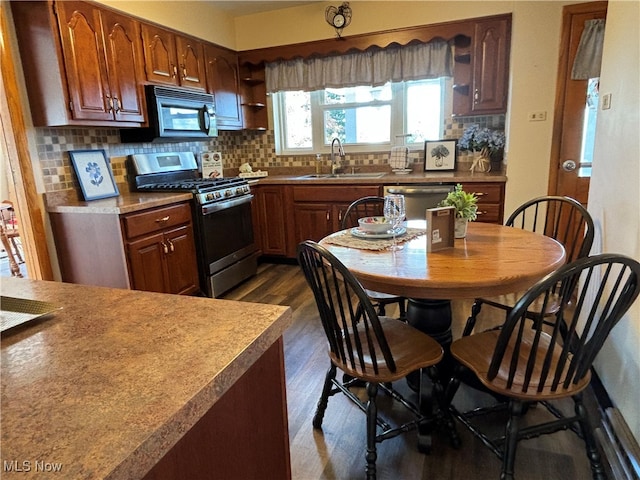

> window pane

[
  {"left": 579, "top": 78, "right": 599, "bottom": 174},
  {"left": 406, "top": 80, "right": 442, "bottom": 143},
  {"left": 324, "top": 106, "right": 391, "bottom": 144},
  {"left": 324, "top": 84, "right": 392, "bottom": 104},
  {"left": 283, "top": 91, "right": 312, "bottom": 148}
]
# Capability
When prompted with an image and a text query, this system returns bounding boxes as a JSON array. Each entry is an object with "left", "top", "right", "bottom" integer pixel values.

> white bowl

[{"left": 358, "top": 216, "right": 392, "bottom": 233}]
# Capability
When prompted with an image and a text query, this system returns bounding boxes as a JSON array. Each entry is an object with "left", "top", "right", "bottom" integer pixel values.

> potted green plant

[{"left": 438, "top": 184, "right": 478, "bottom": 238}]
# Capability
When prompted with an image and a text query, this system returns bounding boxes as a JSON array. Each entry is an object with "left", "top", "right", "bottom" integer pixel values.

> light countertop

[{"left": 1, "top": 278, "right": 293, "bottom": 479}]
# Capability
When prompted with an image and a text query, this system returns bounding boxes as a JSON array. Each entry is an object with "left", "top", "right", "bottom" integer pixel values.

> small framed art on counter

[
  {"left": 424, "top": 139, "right": 457, "bottom": 171},
  {"left": 69, "top": 150, "right": 119, "bottom": 201}
]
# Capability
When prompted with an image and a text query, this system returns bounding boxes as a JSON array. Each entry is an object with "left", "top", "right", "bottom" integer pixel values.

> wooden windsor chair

[
  {"left": 297, "top": 240, "right": 459, "bottom": 479},
  {"left": 446, "top": 253, "right": 640, "bottom": 480}
]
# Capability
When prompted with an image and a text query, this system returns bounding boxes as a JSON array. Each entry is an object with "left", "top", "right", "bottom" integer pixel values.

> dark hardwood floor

[{"left": 223, "top": 262, "right": 597, "bottom": 480}]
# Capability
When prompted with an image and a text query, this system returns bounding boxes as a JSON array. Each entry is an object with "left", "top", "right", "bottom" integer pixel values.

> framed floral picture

[
  {"left": 69, "top": 150, "right": 119, "bottom": 201},
  {"left": 424, "top": 139, "right": 457, "bottom": 171}
]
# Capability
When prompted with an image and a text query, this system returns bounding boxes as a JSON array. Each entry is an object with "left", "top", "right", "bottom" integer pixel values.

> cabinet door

[
  {"left": 254, "top": 186, "right": 288, "bottom": 256},
  {"left": 126, "top": 231, "right": 168, "bottom": 293},
  {"left": 293, "top": 203, "right": 332, "bottom": 244},
  {"left": 205, "top": 45, "right": 243, "bottom": 129},
  {"left": 175, "top": 35, "right": 206, "bottom": 90},
  {"left": 471, "top": 17, "right": 510, "bottom": 114},
  {"left": 141, "top": 24, "right": 179, "bottom": 86},
  {"left": 164, "top": 225, "right": 200, "bottom": 295},
  {"left": 100, "top": 10, "right": 146, "bottom": 122},
  {"left": 55, "top": 2, "right": 112, "bottom": 121}
]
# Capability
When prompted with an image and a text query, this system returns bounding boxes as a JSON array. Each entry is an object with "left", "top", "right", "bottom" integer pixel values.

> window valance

[{"left": 265, "top": 39, "right": 453, "bottom": 93}]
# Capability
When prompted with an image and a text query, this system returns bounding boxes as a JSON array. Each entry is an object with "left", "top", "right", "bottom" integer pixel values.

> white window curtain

[
  {"left": 265, "top": 39, "right": 453, "bottom": 93},
  {"left": 571, "top": 19, "right": 606, "bottom": 80}
]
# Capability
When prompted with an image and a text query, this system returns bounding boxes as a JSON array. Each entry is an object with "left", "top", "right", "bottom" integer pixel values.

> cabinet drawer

[
  {"left": 292, "top": 186, "right": 380, "bottom": 202},
  {"left": 123, "top": 203, "right": 192, "bottom": 239},
  {"left": 475, "top": 203, "right": 501, "bottom": 223},
  {"left": 463, "top": 183, "right": 503, "bottom": 203}
]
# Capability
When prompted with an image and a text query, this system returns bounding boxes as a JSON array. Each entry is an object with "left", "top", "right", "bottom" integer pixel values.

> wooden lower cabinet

[
  {"left": 290, "top": 185, "right": 380, "bottom": 257},
  {"left": 50, "top": 201, "right": 199, "bottom": 295},
  {"left": 253, "top": 185, "right": 288, "bottom": 256},
  {"left": 143, "top": 338, "right": 291, "bottom": 480},
  {"left": 122, "top": 202, "right": 199, "bottom": 295},
  {"left": 461, "top": 182, "right": 505, "bottom": 224}
]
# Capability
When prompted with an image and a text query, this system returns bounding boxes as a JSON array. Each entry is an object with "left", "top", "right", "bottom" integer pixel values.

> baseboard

[{"left": 591, "top": 370, "right": 640, "bottom": 480}]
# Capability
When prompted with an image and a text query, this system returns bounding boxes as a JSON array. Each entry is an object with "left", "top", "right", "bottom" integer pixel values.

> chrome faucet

[{"left": 330, "top": 138, "right": 345, "bottom": 174}]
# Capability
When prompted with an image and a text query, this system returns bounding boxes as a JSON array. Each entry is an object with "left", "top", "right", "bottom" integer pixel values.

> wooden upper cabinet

[
  {"left": 11, "top": 1, "right": 145, "bottom": 126},
  {"left": 55, "top": 2, "right": 111, "bottom": 121},
  {"left": 97, "top": 9, "right": 146, "bottom": 122},
  {"left": 55, "top": 2, "right": 145, "bottom": 123},
  {"left": 205, "top": 44, "right": 243, "bottom": 129},
  {"left": 141, "top": 24, "right": 206, "bottom": 91},
  {"left": 471, "top": 17, "right": 510, "bottom": 113},
  {"left": 452, "top": 14, "right": 511, "bottom": 116}
]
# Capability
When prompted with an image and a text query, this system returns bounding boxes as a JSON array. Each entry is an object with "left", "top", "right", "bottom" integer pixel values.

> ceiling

[{"left": 210, "top": 1, "right": 318, "bottom": 17}]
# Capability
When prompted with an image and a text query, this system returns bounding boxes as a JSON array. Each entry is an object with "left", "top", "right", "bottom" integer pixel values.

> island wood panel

[
  {"left": 49, "top": 211, "right": 131, "bottom": 289},
  {"left": 143, "top": 338, "right": 292, "bottom": 480}
]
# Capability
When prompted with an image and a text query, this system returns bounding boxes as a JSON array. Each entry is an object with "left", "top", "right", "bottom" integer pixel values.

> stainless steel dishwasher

[{"left": 383, "top": 184, "right": 455, "bottom": 220}]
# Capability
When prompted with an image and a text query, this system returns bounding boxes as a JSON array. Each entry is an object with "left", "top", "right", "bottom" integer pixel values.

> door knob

[{"left": 562, "top": 160, "right": 577, "bottom": 172}]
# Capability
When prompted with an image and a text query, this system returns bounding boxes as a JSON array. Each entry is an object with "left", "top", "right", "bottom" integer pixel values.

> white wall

[{"left": 588, "top": 0, "right": 640, "bottom": 439}]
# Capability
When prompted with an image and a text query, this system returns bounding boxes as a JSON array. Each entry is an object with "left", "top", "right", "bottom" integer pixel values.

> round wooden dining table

[{"left": 319, "top": 221, "right": 566, "bottom": 346}]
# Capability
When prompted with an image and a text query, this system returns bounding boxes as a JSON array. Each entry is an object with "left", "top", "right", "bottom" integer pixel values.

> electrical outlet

[
  {"left": 602, "top": 93, "right": 612, "bottom": 110},
  {"left": 528, "top": 111, "right": 547, "bottom": 122}
]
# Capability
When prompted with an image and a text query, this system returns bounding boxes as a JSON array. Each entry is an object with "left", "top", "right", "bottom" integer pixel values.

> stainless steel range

[{"left": 129, "top": 152, "right": 257, "bottom": 297}]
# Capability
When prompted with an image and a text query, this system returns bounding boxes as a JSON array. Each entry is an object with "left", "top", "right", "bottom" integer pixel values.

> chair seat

[
  {"left": 451, "top": 329, "right": 590, "bottom": 401},
  {"left": 331, "top": 317, "right": 443, "bottom": 384}
]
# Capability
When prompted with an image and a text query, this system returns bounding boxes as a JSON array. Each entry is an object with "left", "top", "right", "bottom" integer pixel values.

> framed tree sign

[{"left": 424, "top": 139, "right": 457, "bottom": 171}]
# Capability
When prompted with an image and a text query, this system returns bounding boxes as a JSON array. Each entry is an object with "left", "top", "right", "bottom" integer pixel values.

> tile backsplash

[{"left": 35, "top": 114, "right": 504, "bottom": 192}]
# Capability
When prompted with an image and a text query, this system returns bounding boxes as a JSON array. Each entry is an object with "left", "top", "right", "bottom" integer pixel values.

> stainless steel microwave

[{"left": 121, "top": 85, "right": 217, "bottom": 143}]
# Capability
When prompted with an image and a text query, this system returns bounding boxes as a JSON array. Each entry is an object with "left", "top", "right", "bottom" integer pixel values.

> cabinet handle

[
  {"left": 106, "top": 95, "right": 114, "bottom": 112},
  {"left": 182, "top": 66, "right": 188, "bottom": 79},
  {"left": 113, "top": 97, "right": 120, "bottom": 113},
  {"left": 477, "top": 210, "right": 487, "bottom": 216},
  {"left": 155, "top": 216, "right": 170, "bottom": 223},
  {"left": 161, "top": 241, "right": 169, "bottom": 254},
  {"left": 167, "top": 239, "right": 175, "bottom": 253},
  {"left": 474, "top": 88, "right": 479, "bottom": 103},
  {"left": 338, "top": 210, "right": 343, "bottom": 222},
  {"left": 172, "top": 64, "right": 178, "bottom": 78},
  {"left": 326, "top": 211, "right": 330, "bottom": 222},
  {"left": 475, "top": 192, "right": 487, "bottom": 197}
]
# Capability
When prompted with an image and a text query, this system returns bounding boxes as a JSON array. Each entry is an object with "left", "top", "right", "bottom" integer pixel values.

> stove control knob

[
  {"left": 206, "top": 193, "right": 214, "bottom": 201},
  {"left": 224, "top": 189, "right": 232, "bottom": 197},
  {"left": 235, "top": 187, "right": 243, "bottom": 195},
  {"left": 215, "top": 191, "right": 222, "bottom": 199}
]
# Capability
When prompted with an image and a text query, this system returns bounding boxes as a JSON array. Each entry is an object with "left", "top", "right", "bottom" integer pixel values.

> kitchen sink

[{"left": 296, "top": 172, "right": 387, "bottom": 179}]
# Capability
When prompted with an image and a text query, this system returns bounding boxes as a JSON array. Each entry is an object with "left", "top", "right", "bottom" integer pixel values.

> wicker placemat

[{"left": 324, "top": 227, "right": 426, "bottom": 251}]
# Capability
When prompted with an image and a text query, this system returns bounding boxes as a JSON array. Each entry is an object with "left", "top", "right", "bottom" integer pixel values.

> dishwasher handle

[{"left": 385, "top": 186, "right": 454, "bottom": 196}]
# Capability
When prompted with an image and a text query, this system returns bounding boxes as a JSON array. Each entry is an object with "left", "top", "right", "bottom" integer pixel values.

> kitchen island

[{"left": 1, "top": 278, "right": 293, "bottom": 479}]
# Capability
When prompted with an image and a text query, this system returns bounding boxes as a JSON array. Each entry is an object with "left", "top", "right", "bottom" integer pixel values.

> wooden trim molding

[
  {"left": 1, "top": 6, "right": 53, "bottom": 280},
  {"left": 238, "top": 14, "right": 511, "bottom": 65}
]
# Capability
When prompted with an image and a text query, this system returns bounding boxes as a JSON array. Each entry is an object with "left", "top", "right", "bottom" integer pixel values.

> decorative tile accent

[{"left": 35, "top": 114, "right": 505, "bottom": 192}]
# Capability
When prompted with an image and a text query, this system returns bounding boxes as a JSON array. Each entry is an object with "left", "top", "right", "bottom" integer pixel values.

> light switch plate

[{"left": 602, "top": 93, "right": 612, "bottom": 110}]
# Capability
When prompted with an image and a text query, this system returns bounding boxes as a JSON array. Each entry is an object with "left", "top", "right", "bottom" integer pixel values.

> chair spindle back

[
  {"left": 488, "top": 254, "right": 640, "bottom": 395},
  {"left": 297, "top": 241, "right": 396, "bottom": 375}
]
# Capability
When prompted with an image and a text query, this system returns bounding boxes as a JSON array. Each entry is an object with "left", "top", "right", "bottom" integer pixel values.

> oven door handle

[
  {"left": 201, "top": 194, "right": 254, "bottom": 215},
  {"left": 385, "top": 186, "right": 454, "bottom": 195}
]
